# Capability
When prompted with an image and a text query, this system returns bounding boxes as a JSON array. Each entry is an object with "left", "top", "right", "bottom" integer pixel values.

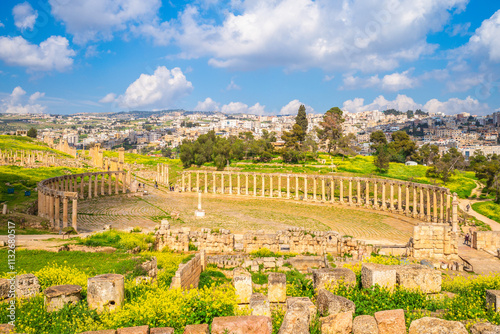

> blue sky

[{"left": 0, "top": 0, "right": 499, "bottom": 115}]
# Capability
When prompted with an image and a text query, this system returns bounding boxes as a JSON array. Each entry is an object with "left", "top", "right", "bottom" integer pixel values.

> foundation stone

[
  {"left": 87, "top": 274, "right": 124, "bottom": 312},
  {"left": 361, "top": 263, "right": 396, "bottom": 290},
  {"left": 44, "top": 284, "right": 82, "bottom": 312},
  {"left": 268, "top": 273, "right": 286, "bottom": 303},
  {"left": 312, "top": 268, "right": 356, "bottom": 290}
]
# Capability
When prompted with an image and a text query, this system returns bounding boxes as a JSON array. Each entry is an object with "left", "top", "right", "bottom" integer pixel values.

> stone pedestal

[
  {"left": 87, "top": 274, "right": 124, "bottom": 312},
  {"left": 268, "top": 273, "right": 286, "bottom": 303},
  {"left": 250, "top": 293, "right": 271, "bottom": 317},
  {"left": 361, "top": 263, "right": 396, "bottom": 290},
  {"left": 233, "top": 268, "right": 252, "bottom": 304},
  {"left": 44, "top": 284, "right": 82, "bottom": 312}
]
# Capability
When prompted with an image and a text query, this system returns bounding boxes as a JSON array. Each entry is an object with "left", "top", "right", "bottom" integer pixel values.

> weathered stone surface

[
  {"left": 233, "top": 268, "right": 252, "bottom": 304},
  {"left": 320, "top": 311, "right": 353, "bottom": 334},
  {"left": 317, "top": 289, "right": 355, "bottom": 316},
  {"left": 0, "top": 324, "right": 14, "bottom": 334},
  {"left": 374, "top": 309, "right": 406, "bottom": 334},
  {"left": 15, "top": 274, "right": 40, "bottom": 298},
  {"left": 361, "top": 263, "right": 396, "bottom": 290},
  {"left": 278, "top": 300, "right": 311, "bottom": 334},
  {"left": 44, "top": 284, "right": 82, "bottom": 312},
  {"left": 408, "top": 317, "right": 467, "bottom": 334},
  {"left": 250, "top": 293, "right": 270, "bottom": 317},
  {"left": 353, "top": 315, "right": 379, "bottom": 334},
  {"left": 395, "top": 265, "right": 441, "bottom": 293},
  {"left": 287, "top": 256, "right": 326, "bottom": 273},
  {"left": 486, "top": 290, "right": 500, "bottom": 312},
  {"left": 0, "top": 279, "right": 10, "bottom": 300},
  {"left": 211, "top": 315, "right": 272, "bottom": 334},
  {"left": 117, "top": 325, "right": 149, "bottom": 334},
  {"left": 183, "top": 324, "right": 209, "bottom": 334},
  {"left": 268, "top": 273, "right": 286, "bottom": 303},
  {"left": 470, "top": 322, "right": 500, "bottom": 334},
  {"left": 79, "top": 330, "right": 117, "bottom": 334},
  {"left": 313, "top": 268, "right": 356, "bottom": 290},
  {"left": 87, "top": 274, "right": 125, "bottom": 313},
  {"left": 286, "top": 297, "right": 317, "bottom": 323},
  {"left": 150, "top": 328, "right": 175, "bottom": 334}
]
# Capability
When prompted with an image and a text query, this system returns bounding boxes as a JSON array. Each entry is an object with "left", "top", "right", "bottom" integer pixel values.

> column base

[{"left": 195, "top": 210, "right": 205, "bottom": 217}]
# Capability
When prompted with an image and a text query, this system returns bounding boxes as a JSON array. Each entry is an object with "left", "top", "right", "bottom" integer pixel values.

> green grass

[
  {"left": 0, "top": 135, "right": 69, "bottom": 156},
  {"left": 472, "top": 202, "right": 500, "bottom": 224},
  {"left": 77, "top": 230, "right": 156, "bottom": 251}
]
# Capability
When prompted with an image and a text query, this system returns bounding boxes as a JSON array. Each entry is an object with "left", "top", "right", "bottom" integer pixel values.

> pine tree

[{"left": 295, "top": 105, "right": 308, "bottom": 142}]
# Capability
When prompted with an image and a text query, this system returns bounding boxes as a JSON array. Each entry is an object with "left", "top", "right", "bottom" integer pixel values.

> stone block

[
  {"left": 211, "top": 315, "right": 272, "bottom": 334},
  {"left": 268, "top": 273, "right": 286, "bottom": 303},
  {"left": 395, "top": 265, "right": 441, "bottom": 293},
  {"left": 317, "top": 289, "right": 355, "bottom": 316},
  {"left": 286, "top": 297, "right": 317, "bottom": 323},
  {"left": 0, "top": 279, "right": 10, "bottom": 300},
  {"left": 150, "top": 328, "right": 174, "bottom": 334},
  {"left": 470, "top": 322, "right": 500, "bottom": 334},
  {"left": 487, "top": 290, "right": 500, "bottom": 312},
  {"left": 312, "top": 268, "right": 356, "bottom": 290},
  {"left": 353, "top": 315, "right": 379, "bottom": 334},
  {"left": 250, "top": 293, "right": 270, "bottom": 317},
  {"left": 233, "top": 268, "right": 252, "bottom": 304},
  {"left": 278, "top": 300, "right": 310, "bottom": 334},
  {"left": 0, "top": 324, "right": 14, "bottom": 334},
  {"left": 374, "top": 309, "right": 406, "bottom": 334},
  {"left": 15, "top": 274, "right": 40, "bottom": 298},
  {"left": 183, "top": 324, "right": 209, "bottom": 334},
  {"left": 320, "top": 311, "right": 353, "bottom": 334},
  {"left": 87, "top": 274, "right": 125, "bottom": 312},
  {"left": 117, "top": 326, "right": 149, "bottom": 334},
  {"left": 44, "top": 284, "right": 82, "bottom": 312},
  {"left": 361, "top": 263, "right": 396, "bottom": 290},
  {"left": 408, "top": 317, "right": 467, "bottom": 334}
]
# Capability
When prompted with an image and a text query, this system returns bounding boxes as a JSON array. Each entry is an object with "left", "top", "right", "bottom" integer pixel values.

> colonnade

[
  {"left": 37, "top": 171, "right": 130, "bottom": 232},
  {"left": 179, "top": 171, "right": 459, "bottom": 229},
  {"left": 156, "top": 163, "right": 169, "bottom": 186},
  {"left": 0, "top": 149, "right": 58, "bottom": 167}
]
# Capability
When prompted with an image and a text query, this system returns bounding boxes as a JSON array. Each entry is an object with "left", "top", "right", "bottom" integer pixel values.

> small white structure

[
  {"left": 195, "top": 191, "right": 205, "bottom": 217},
  {"left": 405, "top": 161, "right": 418, "bottom": 166}
]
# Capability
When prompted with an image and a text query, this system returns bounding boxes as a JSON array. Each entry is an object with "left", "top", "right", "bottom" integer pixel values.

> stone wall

[
  {"left": 170, "top": 252, "right": 205, "bottom": 289},
  {"left": 473, "top": 231, "right": 500, "bottom": 254},
  {"left": 411, "top": 224, "right": 458, "bottom": 260},
  {"left": 155, "top": 226, "right": 375, "bottom": 257}
]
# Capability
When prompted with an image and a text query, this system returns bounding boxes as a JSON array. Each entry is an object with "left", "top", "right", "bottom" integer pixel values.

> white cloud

[
  {"left": 446, "top": 22, "right": 471, "bottom": 37},
  {"left": 249, "top": 102, "right": 266, "bottom": 115},
  {"left": 194, "top": 97, "right": 220, "bottom": 111},
  {"left": 342, "top": 94, "right": 492, "bottom": 115},
  {"left": 49, "top": 0, "right": 161, "bottom": 44},
  {"left": 226, "top": 79, "right": 240, "bottom": 91},
  {"left": 323, "top": 75, "right": 335, "bottom": 82},
  {"left": 221, "top": 102, "right": 248, "bottom": 114},
  {"left": 13, "top": 2, "right": 38, "bottom": 31},
  {"left": 463, "top": 10, "right": 500, "bottom": 62},
  {"left": 149, "top": 0, "right": 467, "bottom": 71},
  {"left": 280, "top": 99, "right": 314, "bottom": 115},
  {"left": 99, "top": 93, "right": 117, "bottom": 103},
  {"left": 1, "top": 86, "right": 46, "bottom": 114},
  {"left": 0, "top": 21, "right": 5, "bottom": 28},
  {"left": 0, "top": 36, "right": 75, "bottom": 72},
  {"left": 112, "top": 66, "right": 193, "bottom": 109},
  {"left": 343, "top": 69, "right": 417, "bottom": 91}
]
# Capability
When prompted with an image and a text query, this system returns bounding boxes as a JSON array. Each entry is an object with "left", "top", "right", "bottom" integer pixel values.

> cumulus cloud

[
  {"left": 221, "top": 102, "right": 265, "bottom": 114},
  {"left": 463, "top": 10, "right": 500, "bottom": 62},
  {"left": 99, "top": 93, "right": 117, "bottom": 103},
  {"left": 145, "top": 0, "right": 467, "bottom": 71},
  {"left": 342, "top": 94, "right": 492, "bottom": 115},
  {"left": 1, "top": 86, "right": 46, "bottom": 114},
  {"left": 0, "top": 21, "right": 4, "bottom": 28},
  {"left": 280, "top": 99, "right": 314, "bottom": 115},
  {"left": 226, "top": 79, "right": 240, "bottom": 91},
  {"left": 13, "top": 2, "right": 38, "bottom": 31},
  {"left": 49, "top": 0, "right": 161, "bottom": 44},
  {"left": 194, "top": 97, "right": 220, "bottom": 111},
  {"left": 109, "top": 66, "right": 193, "bottom": 109},
  {"left": 343, "top": 69, "right": 417, "bottom": 91},
  {"left": 0, "top": 36, "right": 75, "bottom": 72}
]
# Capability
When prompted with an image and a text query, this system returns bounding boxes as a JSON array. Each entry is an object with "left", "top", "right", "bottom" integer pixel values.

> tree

[
  {"left": 369, "top": 130, "right": 387, "bottom": 151},
  {"left": 426, "top": 148, "right": 465, "bottom": 184},
  {"left": 333, "top": 133, "right": 359, "bottom": 159},
  {"left": 414, "top": 144, "right": 439, "bottom": 165},
  {"left": 27, "top": 128, "right": 37, "bottom": 138},
  {"left": 374, "top": 145, "right": 390, "bottom": 173},
  {"left": 317, "top": 107, "right": 344, "bottom": 153},
  {"left": 387, "top": 131, "right": 417, "bottom": 163},
  {"left": 281, "top": 124, "right": 303, "bottom": 150},
  {"left": 295, "top": 105, "right": 308, "bottom": 142}
]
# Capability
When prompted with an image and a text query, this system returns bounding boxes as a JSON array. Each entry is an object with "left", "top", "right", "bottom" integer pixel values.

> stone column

[
  {"left": 348, "top": 179, "right": 353, "bottom": 205},
  {"left": 397, "top": 184, "right": 402, "bottom": 212},
  {"left": 322, "top": 177, "right": 325, "bottom": 202},
  {"left": 373, "top": 181, "right": 378, "bottom": 209},
  {"left": 278, "top": 175, "right": 282, "bottom": 198},
  {"left": 381, "top": 182, "right": 386, "bottom": 210},
  {"left": 452, "top": 193, "right": 458, "bottom": 232},
  {"left": 269, "top": 175, "right": 273, "bottom": 198},
  {"left": 122, "top": 172, "right": 126, "bottom": 193},
  {"left": 339, "top": 179, "right": 344, "bottom": 203},
  {"left": 261, "top": 175, "right": 265, "bottom": 197},
  {"left": 237, "top": 173, "right": 241, "bottom": 195},
  {"left": 356, "top": 179, "right": 361, "bottom": 205},
  {"left": 196, "top": 172, "right": 200, "bottom": 192},
  {"left": 68, "top": 177, "right": 73, "bottom": 192},
  {"left": 213, "top": 172, "right": 216, "bottom": 194},
  {"left": 419, "top": 187, "right": 424, "bottom": 220},
  {"left": 182, "top": 173, "right": 185, "bottom": 192},
  {"left": 390, "top": 183, "right": 395, "bottom": 211},
  {"left": 101, "top": 174, "right": 105, "bottom": 196},
  {"left": 49, "top": 194, "right": 55, "bottom": 226},
  {"left": 115, "top": 173, "right": 119, "bottom": 194},
  {"left": 188, "top": 173, "right": 192, "bottom": 192},
  {"left": 446, "top": 192, "right": 451, "bottom": 224},
  {"left": 365, "top": 180, "right": 370, "bottom": 207},
  {"left": 54, "top": 196, "right": 60, "bottom": 229},
  {"left": 74, "top": 177, "right": 78, "bottom": 196},
  {"left": 253, "top": 174, "right": 257, "bottom": 196},
  {"left": 166, "top": 165, "right": 170, "bottom": 186},
  {"left": 79, "top": 176, "right": 84, "bottom": 199},
  {"left": 413, "top": 186, "right": 417, "bottom": 218},
  {"left": 433, "top": 190, "right": 438, "bottom": 222},
  {"left": 330, "top": 178, "right": 335, "bottom": 203},
  {"left": 205, "top": 172, "right": 208, "bottom": 193},
  {"left": 405, "top": 185, "right": 410, "bottom": 216},
  {"left": 88, "top": 175, "right": 93, "bottom": 199},
  {"left": 313, "top": 177, "right": 317, "bottom": 201},
  {"left": 439, "top": 191, "right": 444, "bottom": 223},
  {"left": 246, "top": 173, "right": 249, "bottom": 195},
  {"left": 108, "top": 173, "right": 112, "bottom": 195},
  {"left": 62, "top": 197, "right": 68, "bottom": 228},
  {"left": 304, "top": 176, "right": 308, "bottom": 201},
  {"left": 229, "top": 173, "right": 233, "bottom": 195},
  {"left": 287, "top": 175, "right": 290, "bottom": 199},
  {"left": 94, "top": 174, "right": 98, "bottom": 197},
  {"left": 72, "top": 198, "right": 78, "bottom": 232},
  {"left": 295, "top": 176, "right": 299, "bottom": 200},
  {"left": 426, "top": 189, "right": 431, "bottom": 222},
  {"left": 221, "top": 173, "right": 224, "bottom": 194}
]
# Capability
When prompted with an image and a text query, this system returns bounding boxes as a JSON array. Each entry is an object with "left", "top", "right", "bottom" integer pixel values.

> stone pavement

[{"left": 458, "top": 242, "right": 500, "bottom": 274}]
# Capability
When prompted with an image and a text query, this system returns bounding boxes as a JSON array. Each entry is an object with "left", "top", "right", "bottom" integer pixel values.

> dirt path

[{"left": 458, "top": 180, "right": 500, "bottom": 231}]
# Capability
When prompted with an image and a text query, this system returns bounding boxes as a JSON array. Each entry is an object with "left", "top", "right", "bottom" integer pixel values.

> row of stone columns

[
  {"left": 38, "top": 171, "right": 129, "bottom": 232},
  {"left": 180, "top": 171, "right": 457, "bottom": 226},
  {"left": 0, "top": 149, "right": 57, "bottom": 167},
  {"left": 156, "top": 164, "right": 169, "bottom": 186}
]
